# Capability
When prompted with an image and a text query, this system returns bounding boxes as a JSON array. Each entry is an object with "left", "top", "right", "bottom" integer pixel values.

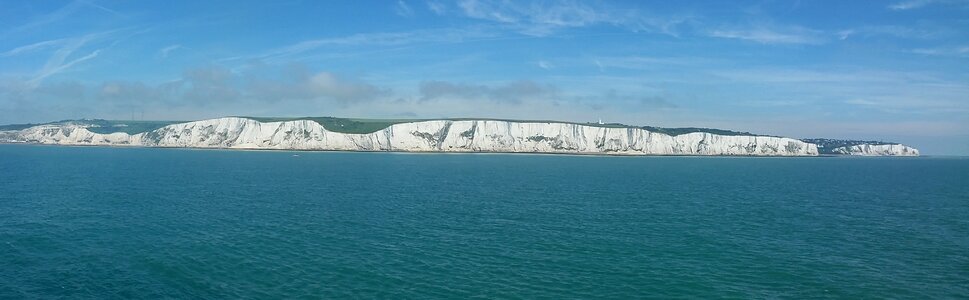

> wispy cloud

[
  {"left": 9, "top": 31, "right": 119, "bottom": 87},
  {"left": 426, "top": 1, "right": 447, "bottom": 15},
  {"left": 888, "top": 0, "right": 969, "bottom": 10},
  {"left": 837, "top": 25, "right": 952, "bottom": 40},
  {"left": 888, "top": 0, "right": 936, "bottom": 10},
  {"left": 30, "top": 45, "right": 103, "bottom": 87},
  {"left": 77, "top": 0, "right": 126, "bottom": 18},
  {"left": 8, "top": 1, "right": 84, "bottom": 34},
  {"left": 159, "top": 44, "right": 183, "bottom": 58},
  {"left": 0, "top": 38, "right": 70, "bottom": 57},
  {"left": 453, "top": 0, "right": 689, "bottom": 37},
  {"left": 845, "top": 98, "right": 879, "bottom": 106},
  {"left": 226, "top": 27, "right": 497, "bottom": 63},
  {"left": 594, "top": 56, "right": 713, "bottom": 70},
  {"left": 909, "top": 45, "right": 969, "bottom": 57},
  {"left": 710, "top": 68, "right": 940, "bottom": 84},
  {"left": 395, "top": 0, "right": 415, "bottom": 17},
  {"left": 536, "top": 60, "right": 552, "bottom": 69},
  {"left": 7, "top": 0, "right": 123, "bottom": 34},
  {"left": 708, "top": 25, "right": 825, "bottom": 45}
]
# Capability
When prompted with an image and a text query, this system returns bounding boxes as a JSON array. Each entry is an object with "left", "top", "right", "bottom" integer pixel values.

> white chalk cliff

[
  {"left": 831, "top": 144, "right": 919, "bottom": 156},
  {"left": 2, "top": 117, "right": 824, "bottom": 156}
]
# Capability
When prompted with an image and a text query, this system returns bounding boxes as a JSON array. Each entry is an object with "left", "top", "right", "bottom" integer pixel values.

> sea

[{"left": 1, "top": 144, "right": 967, "bottom": 298}]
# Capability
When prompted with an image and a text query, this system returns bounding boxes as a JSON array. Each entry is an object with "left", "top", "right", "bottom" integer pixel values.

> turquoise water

[{"left": 1, "top": 144, "right": 967, "bottom": 298}]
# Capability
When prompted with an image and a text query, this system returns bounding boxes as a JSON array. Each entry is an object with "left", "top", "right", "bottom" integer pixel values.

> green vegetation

[
  {"left": 0, "top": 119, "right": 180, "bottom": 134},
  {"left": 0, "top": 123, "right": 43, "bottom": 131},
  {"left": 242, "top": 116, "right": 418, "bottom": 134},
  {"left": 81, "top": 120, "right": 182, "bottom": 135},
  {"left": 639, "top": 126, "right": 766, "bottom": 137}
]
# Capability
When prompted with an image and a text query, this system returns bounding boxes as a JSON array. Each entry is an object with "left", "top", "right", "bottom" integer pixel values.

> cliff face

[
  {"left": 14, "top": 124, "right": 140, "bottom": 145},
  {"left": 5, "top": 117, "right": 820, "bottom": 156},
  {"left": 831, "top": 144, "right": 920, "bottom": 156}
]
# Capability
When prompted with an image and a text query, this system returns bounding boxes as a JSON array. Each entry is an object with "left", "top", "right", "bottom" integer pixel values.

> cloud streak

[
  {"left": 25, "top": 32, "right": 116, "bottom": 87},
  {"left": 708, "top": 25, "right": 825, "bottom": 45},
  {"left": 159, "top": 44, "right": 182, "bottom": 58},
  {"left": 0, "top": 38, "right": 70, "bottom": 57},
  {"left": 426, "top": 1, "right": 447, "bottom": 15},
  {"left": 888, "top": 0, "right": 936, "bottom": 10},
  {"left": 454, "top": 0, "right": 689, "bottom": 37},
  {"left": 226, "top": 27, "right": 497, "bottom": 63},
  {"left": 31, "top": 49, "right": 102, "bottom": 86},
  {"left": 7, "top": 0, "right": 124, "bottom": 34},
  {"left": 395, "top": 0, "right": 415, "bottom": 17},
  {"left": 887, "top": 0, "right": 969, "bottom": 10},
  {"left": 909, "top": 45, "right": 969, "bottom": 57}
]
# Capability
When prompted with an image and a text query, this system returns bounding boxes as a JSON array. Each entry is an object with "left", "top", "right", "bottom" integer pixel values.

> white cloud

[
  {"left": 453, "top": 0, "right": 687, "bottom": 37},
  {"left": 27, "top": 32, "right": 111, "bottom": 86},
  {"left": 837, "top": 25, "right": 951, "bottom": 40},
  {"left": 426, "top": 1, "right": 447, "bottom": 15},
  {"left": 159, "top": 44, "right": 182, "bottom": 58},
  {"left": 710, "top": 68, "right": 939, "bottom": 84},
  {"left": 888, "top": 0, "right": 936, "bottom": 10},
  {"left": 887, "top": 0, "right": 969, "bottom": 10},
  {"left": 910, "top": 45, "right": 969, "bottom": 57},
  {"left": 8, "top": 1, "right": 84, "bottom": 33},
  {"left": 845, "top": 98, "right": 879, "bottom": 106},
  {"left": 395, "top": 0, "right": 414, "bottom": 17},
  {"left": 78, "top": 0, "right": 126, "bottom": 18},
  {"left": 0, "top": 30, "right": 122, "bottom": 88},
  {"left": 537, "top": 60, "right": 552, "bottom": 69},
  {"left": 0, "top": 38, "right": 70, "bottom": 57},
  {"left": 7, "top": 0, "right": 124, "bottom": 34},
  {"left": 31, "top": 49, "right": 101, "bottom": 85},
  {"left": 230, "top": 27, "right": 496, "bottom": 63},
  {"left": 837, "top": 30, "right": 854, "bottom": 40},
  {"left": 708, "top": 25, "right": 825, "bottom": 45},
  {"left": 458, "top": 0, "right": 519, "bottom": 23},
  {"left": 594, "top": 56, "right": 712, "bottom": 70}
]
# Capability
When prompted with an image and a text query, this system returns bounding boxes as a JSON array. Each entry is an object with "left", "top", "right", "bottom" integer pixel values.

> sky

[{"left": 1, "top": 0, "right": 967, "bottom": 154}]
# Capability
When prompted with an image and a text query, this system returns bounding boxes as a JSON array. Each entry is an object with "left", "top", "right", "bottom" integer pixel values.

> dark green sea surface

[{"left": 1, "top": 144, "right": 966, "bottom": 298}]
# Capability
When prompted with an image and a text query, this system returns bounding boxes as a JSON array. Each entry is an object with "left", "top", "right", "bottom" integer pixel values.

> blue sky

[{"left": 1, "top": 0, "right": 967, "bottom": 154}]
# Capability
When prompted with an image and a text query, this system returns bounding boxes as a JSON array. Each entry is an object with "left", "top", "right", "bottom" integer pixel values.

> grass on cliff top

[
  {"left": 83, "top": 120, "right": 182, "bottom": 134},
  {"left": 245, "top": 117, "right": 414, "bottom": 135},
  {"left": 0, "top": 123, "right": 40, "bottom": 131},
  {"left": 0, "top": 120, "right": 181, "bottom": 135}
]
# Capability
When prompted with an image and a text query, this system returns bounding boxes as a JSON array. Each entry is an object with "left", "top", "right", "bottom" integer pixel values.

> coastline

[{"left": 0, "top": 141, "right": 850, "bottom": 158}]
